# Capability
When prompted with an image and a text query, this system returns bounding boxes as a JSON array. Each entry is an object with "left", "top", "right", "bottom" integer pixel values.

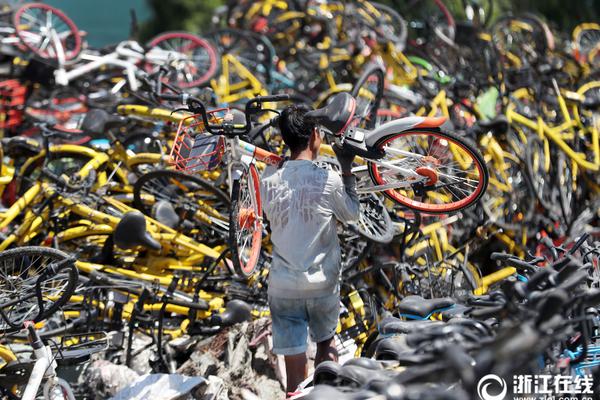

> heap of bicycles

[{"left": 0, "top": 1, "right": 600, "bottom": 399}]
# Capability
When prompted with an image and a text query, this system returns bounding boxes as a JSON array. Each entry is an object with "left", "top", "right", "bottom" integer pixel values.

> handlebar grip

[
  {"left": 491, "top": 253, "right": 539, "bottom": 271},
  {"left": 525, "top": 268, "right": 552, "bottom": 291},
  {"left": 252, "top": 94, "right": 291, "bottom": 103},
  {"left": 160, "top": 94, "right": 182, "bottom": 102},
  {"left": 490, "top": 252, "right": 511, "bottom": 261}
]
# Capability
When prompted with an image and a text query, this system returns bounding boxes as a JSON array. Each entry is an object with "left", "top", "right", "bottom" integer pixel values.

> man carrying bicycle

[{"left": 260, "top": 104, "right": 359, "bottom": 396}]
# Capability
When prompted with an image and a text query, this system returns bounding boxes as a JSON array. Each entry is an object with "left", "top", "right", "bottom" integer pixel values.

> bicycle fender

[{"left": 365, "top": 117, "right": 447, "bottom": 147}]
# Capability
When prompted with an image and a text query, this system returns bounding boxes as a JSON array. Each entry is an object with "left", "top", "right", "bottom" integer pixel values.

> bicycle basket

[
  {"left": 169, "top": 114, "right": 225, "bottom": 173},
  {"left": 0, "top": 79, "right": 27, "bottom": 133}
]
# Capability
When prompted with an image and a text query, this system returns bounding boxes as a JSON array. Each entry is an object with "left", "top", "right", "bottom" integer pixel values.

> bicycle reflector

[{"left": 169, "top": 114, "right": 225, "bottom": 173}]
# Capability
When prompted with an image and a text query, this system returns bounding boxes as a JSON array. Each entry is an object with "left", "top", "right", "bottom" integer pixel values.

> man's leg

[
  {"left": 308, "top": 294, "right": 340, "bottom": 367},
  {"left": 315, "top": 336, "right": 338, "bottom": 366},
  {"left": 284, "top": 353, "right": 308, "bottom": 393}
]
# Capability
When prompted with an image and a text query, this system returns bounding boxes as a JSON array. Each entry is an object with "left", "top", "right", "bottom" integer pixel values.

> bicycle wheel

[
  {"left": 353, "top": 193, "right": 395, "bottom": 244},
  {"left": 229, "top": 164, "right": 262, "bottom": 277},
  {"left": 351, "top": 64, "right": 385, "bottom": 130},
  {"left": 482, "top": 153, "right": 534, "bottom": 231},
  {"left": 358, "top": 2, "right": 408, "bottom": 48},
  {"left": 14, "top": 3, "right": 81, "bottom": 61},
  {"left": 368, "top": 128, "right": 488, "bottom": 213},
  {"left": 133, "top": 170, "right": 230, "bottom": 241},
  {"left": 0, "top": 246, "right": 78, "bottom": 333},
  {"left": 146, "top": 32, "right": 219, "bottom": 88}
]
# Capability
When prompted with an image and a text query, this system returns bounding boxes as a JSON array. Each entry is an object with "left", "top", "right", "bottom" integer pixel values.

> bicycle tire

[
  {"left": 353, "top": 193, "right": 395, "bottom": 244},
  {"left": 228, "top": 164, "right": 262, "bottom": 278},
  {"left": 146, "top": 32, "right": 219, "bottom": 88},
  {"left": 14, "top": 3, "right": 81, "bottom": 61},
  {"left": 0, "top": 246, "right": 78, "bottom": 333},
  {"left": 351, "top": 63, "right": 385, "bottom": 130},
  {"left": 368, "top": 128, "right": 488, "bottom": 213},
  {"left": 133, "top": 169, "right": 230, "bottom": 240},
  {"left": 361, "top": 2, "right": 408, "bottom": 48}
]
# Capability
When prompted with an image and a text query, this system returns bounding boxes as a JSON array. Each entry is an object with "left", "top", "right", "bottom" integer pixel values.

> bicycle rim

[
  {"left": 229, "top": 165, "right": 262, "bottom": 277},
  {"left": 368, "top": 128, "right": 488, "bottom": 213}
]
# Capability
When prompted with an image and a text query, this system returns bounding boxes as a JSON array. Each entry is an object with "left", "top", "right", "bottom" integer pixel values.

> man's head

[{"left": 279, "top": 104, "right": 322, "bottom": 159}]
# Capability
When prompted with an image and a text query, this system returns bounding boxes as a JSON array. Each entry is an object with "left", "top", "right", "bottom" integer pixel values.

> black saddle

[
  {"left": 305, "top": 92, "right": 356, "bottom": 135},
  {"left": 303, "top": 385, "right": 378, "bottom": 400},
  {"left": 343, "top": 357, "right": 383, "bottom": 370},
  {"left": 313, "top": 360, "right": 342, "bottom": 385},
  {"left": 152, "top": 200, "right": 180, "bottom": 228},
  {"left": 440, "top": 304, "right": 472, "bottom": 320},
  {"left": 81, "top": 108, "right": 129, "bottom": 136},
  {"left": 582, "top": 96, "right": 600, "bottom": 110},
  {"left": 378, "top": 316, "right": 443, "bottom": 335},
  {"left": 372, "top": 337, "right": 410, "bottom": 361},
  {"left": 477, "top": 116, "right": 509, "bottom": 135},
  {"left": 337, "top": 365, "right": 390, "bottom": 388},
  {"left": 1, "top": 136, "right": 41, "bottom": 158},
  {"left": 211, "top": 299, "right": 252, "bottom": 326},
  {"left": 113, "top": 211, "right": 161, "bottom": 251},
  {"left": 398, "top": 296, "right": 455, "bottom": 318}
]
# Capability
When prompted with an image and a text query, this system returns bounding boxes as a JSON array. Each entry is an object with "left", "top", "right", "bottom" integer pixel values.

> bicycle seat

[
  {"left": 337, "top": 365, "right": 390, "bottom": 388},
  {"left": 81, "top": 108, "right": 128, "bottom": 136},
  {"left": 152, "top": 200, "right": 180, "bottom": 228},
  {"left": 211, "top": 299, "right": 252, "bottom": 326},
  {"left": 373, "top": 338, "right": 434, "bottom": 365},
  {"left": 378, "top": 316, "right": 443, "bottom": 335},
  {"left": 398, "top": 296, "right": 455, "bottom": 318},
  {"left": 303, "top": 385, "right": 378, "bottom": 400},
  {"left": 0, "top": 136, "right": 41, "bottom": 157},
  {"left": 305, "top": 92, "right": 356, "bottom": 135},
  {"left": 113, "top": 211, "right": 161, "bottom": 251},
  {"left": 440, "top": 304, "right": 472, "bottom": 320},
  {"left": 582, "top": 96, "right": 600, "bottom": 110},
  {"left": 343, "top": 357, "right": 383, "bottom": 370},
  {"left": 313, "top": 360, "right": 342, "bottom": 385},
  {"left": 477, "top": 116, "right": 509, "bottom": 134}
]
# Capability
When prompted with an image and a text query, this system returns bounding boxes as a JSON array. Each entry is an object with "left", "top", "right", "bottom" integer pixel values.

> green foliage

[
  {"left": 139, "top": 0, "right": 222, "bottom": 40},
  {"left": 140, "top": 0, "right": 600, "bottom": 40}
]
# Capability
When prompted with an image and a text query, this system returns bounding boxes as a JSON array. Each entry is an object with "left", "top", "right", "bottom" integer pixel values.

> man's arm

[
  {"left": 330, "top": 173, "right": 360, "bottom": 222},
  {"left": 330, "top": 143, "right": 359, "bottom": 222}
]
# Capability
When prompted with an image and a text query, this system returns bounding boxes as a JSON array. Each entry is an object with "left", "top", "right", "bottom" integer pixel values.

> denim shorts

[{"left": 268, "top": 294, "right": 340, "bottom": 355}]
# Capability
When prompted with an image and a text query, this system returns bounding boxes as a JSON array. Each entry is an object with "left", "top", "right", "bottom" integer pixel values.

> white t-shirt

[{"left": 260, "top": 159, "right": 360, "bottom": 299}]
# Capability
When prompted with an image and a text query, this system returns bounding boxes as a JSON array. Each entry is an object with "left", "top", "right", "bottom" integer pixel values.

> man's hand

[{"left": 332, "top": 142, "right": 355, "bottom": 175}]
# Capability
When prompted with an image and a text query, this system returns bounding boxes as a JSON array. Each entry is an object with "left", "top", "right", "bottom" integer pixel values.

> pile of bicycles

[{"left": 0, "top": 1, "right": 599, "bottom": 399}]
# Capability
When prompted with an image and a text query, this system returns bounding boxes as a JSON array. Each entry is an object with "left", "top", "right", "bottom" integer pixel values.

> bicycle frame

[{"left": 54, "top": 41, "right": 185, "bottom": 90}]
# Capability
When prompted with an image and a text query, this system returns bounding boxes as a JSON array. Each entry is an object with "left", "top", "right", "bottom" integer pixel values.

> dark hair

[{"left": 278, "top": 103, "right": 316, "bottom": 153}]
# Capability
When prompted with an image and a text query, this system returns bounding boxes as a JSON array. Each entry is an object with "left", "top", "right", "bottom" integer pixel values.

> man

[{"left": 260, "top": 104, "right": 360, "bottom": 396}]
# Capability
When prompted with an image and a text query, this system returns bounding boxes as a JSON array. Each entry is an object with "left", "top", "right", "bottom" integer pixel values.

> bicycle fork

[{"left": 22, "top": 323, "right": 75, "bottom": 400}]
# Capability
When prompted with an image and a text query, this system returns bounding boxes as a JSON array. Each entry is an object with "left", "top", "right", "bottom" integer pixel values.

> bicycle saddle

[
  {"left": 440, "top": 304, "right": 472, "bottom": 320},
  {"left": 343, "top": 357, "right": 383, "bottom": 370},
  {"left": 313, "top": 360, "right": 342, "bottom": 385},
  {"left": 152, "top": 200, "right": 180, "bottom": 228},
  {"left": 0, "top": 136, "right": 41, "bottom": 157},
  {"left": 305, "top": 92, "right": 356, "bottom": 135},
  {"left": 211, "top": 299, "right": 252, "bottom": 326},
  {"left": 303, "top": 385, "right": 378, "bottom": 400},
  {"left": 337, "top": 365, "right": 390, "bottom": 388},
  {"left": 398, "top": 296, "right": 455, "bottom": 318},
  {"left": 372, "top": 337, "right": 411, "bottom": 361},
  {"left": 113, "top": 211, "right": 161, "bottom": 251},
  {"left": 81, "top": 108, "right": 128, "bottom": 136},
  {"left": 477, "top": 115, "right": 509, "bottom": 134},
  {"left": 378, "top": 316, "right": 443, "bottom": 335},
  {"left": 582, "top": 96, "right": 600, "bottom": 110}
]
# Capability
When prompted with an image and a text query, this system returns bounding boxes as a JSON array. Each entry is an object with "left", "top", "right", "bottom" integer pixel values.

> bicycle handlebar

[{"left": 154, "top": 67, "right": 290, "bottom": 136}]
